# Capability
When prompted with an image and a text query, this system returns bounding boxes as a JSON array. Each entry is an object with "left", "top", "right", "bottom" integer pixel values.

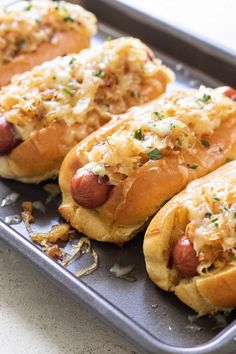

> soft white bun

[
  {"left": 59, "top": 88, "right": 236, "bottom": 245},
  {"left": 0, "top": 0, "right": 96, "bottom": 86},
  {"left": 144, "top": 161, "right": 236, "bottom": 315},
  {"left": 0, "top": 37, "right": 172, "bottom": 183}
]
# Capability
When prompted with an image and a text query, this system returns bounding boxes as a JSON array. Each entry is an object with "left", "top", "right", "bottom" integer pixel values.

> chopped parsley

[
  {"left": 69, "top": 57, "right": 76, "bottom": 65},
  {"left": 106, "top": 35, "right": 113, "bottom": 41},
  {"left": 24, "top": 4, "right": 32, "bottom": 11},
  {"left": 134, "top": 128, "right": 144, "bottom": 141},
  {"left": 147, "top": 148, "right": 163, "bottom": 160},
  {"left": 223, "top": 206, "right": 229, "bottom": 212},
  {"left": 201, "top": 94, "right": 211, "bottom": 102},
  {"left": 205, "top": 213, "right": 219, "bottom": 227},
  {"left": 52, "top": 75, "right": 57, "bottom": 81},
  {"left": 153, "top": 111, "right": 164, "bottom": 120},
  {"left": 211, "top": 217, "right": 218, "bottom": 223},
  {"left": 18, "top": 39, "right": 26, "bottom": 47},
  {"left": 196, "top": 94, "right": 211, "bottom": 103},
  {"left": 213, "top": 196, "right": 221, "bottom": 201},
  {"left": 93, "top": 70, "right": 106, "bottom": 79},
  {"left": 200, "top": 139, "right": 210, "bottom": 148},
  {"left": 187, "top": 163, "right": 198, "bottom": 170},
  {"left": 63, "top": 15, "right": 75, "bottom": 23},
  {"left": 63, "top": 87, "right": 74, "bottom": 96},
  {"left": 170, "top": 123, "right": 176, "bottom": 129},
  {"left": 234, "top": 212, "right": 236, "bottom": 217}
]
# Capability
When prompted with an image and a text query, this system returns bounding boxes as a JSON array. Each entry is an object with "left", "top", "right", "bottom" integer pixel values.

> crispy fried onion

[
  {"left": 62, "top": 237, "right": 98, "bottom": 277},
  {"left": 21, "top": 201, "right": 72, "bottom": 245},
  {"left": 21, "top": 201, "right": 98, "bottom": 277}
]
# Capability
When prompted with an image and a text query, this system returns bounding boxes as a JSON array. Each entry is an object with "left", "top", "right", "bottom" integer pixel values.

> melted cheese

[
  {"left": 86, "top": 87, "right": 236, "bottom": 184},
  {"left": 0, "top": 0, "right": 96, "bottom": 67},
  {"left": 0, "top": 37, "right": 173, "bottom": 140}
]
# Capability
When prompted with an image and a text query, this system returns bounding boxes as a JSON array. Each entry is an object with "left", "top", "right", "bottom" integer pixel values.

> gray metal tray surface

[{"left": 1, "top": 1, "right": 236, "bottom": 354}]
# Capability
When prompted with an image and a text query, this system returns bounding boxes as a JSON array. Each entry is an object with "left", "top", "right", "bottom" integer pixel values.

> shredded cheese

[
  {"left": 85, "top": 87, "right": 236, "bottom": 184},
  {"left": 0, "top": 37, "right": 172, "bottom": 140},
  {"left": 0, "top": 0, "right": 97, "bottom": 67},
  {"left": 183, "top": 173, "right": 236, "bottom": 273}
]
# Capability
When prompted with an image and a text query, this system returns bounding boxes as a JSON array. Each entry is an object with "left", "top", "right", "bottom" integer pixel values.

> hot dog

[
  {"left": 172, "top": 236, "right": 199, "bottom": 277},
  {"left": 59, "top": 86, "right": 236, "bottom": 244},
  {"left": 144, "top": 161, "right": 236, "bottom": 315},
  {"left": 0, "top": 37, "right": 173, "bottom": 182},
  {"left": 221, "top": 87, "right": 236, "bottom": 101},
  {"left": 0, "top": 118, "right": 21, "bottom": 155},
  {"left": 71, "top": 170, "right": 114, "bottom": 208},
  {"left": 0, "top": 0, "right": 97, "bottom": 87}
]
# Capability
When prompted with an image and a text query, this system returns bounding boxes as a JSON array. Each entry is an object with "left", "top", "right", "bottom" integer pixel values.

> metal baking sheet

[{"left": 1, "top": 1, "right": 236, "bottom": 353}]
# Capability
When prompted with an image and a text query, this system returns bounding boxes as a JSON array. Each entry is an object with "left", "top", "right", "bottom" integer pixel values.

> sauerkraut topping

[
  {"left": 0, "top": 0, "right": 97, "bottom": 67},
  {"left": 0, "top": 37, "right": 172, "bottom": 140},
  {"left": 85, "top": 87, "right": 236, "bottom": 185},
  {"left": 183, "top": 175, "right": 236, "bottom": 274}
]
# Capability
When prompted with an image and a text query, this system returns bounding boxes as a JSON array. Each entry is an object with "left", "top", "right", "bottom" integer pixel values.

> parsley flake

[
  {"left": 196, "top": 94, "right": 211, "bottom": 103},
  {"left": 201, "top": 94, "right": 211, "bottom": 102},
  {"left": 205, "top": 212, "right": 212, "bottom": 219},
  {"left": 187, "top": 164, "right": 198, "bottom": 170},
  {"left": 211, "top": 217, "right": 218, "bottom": 223},
  {"left": 24, "top": 4, "right": 32, "bottom": 11},
  {"left": 93, "top": 70, "right": 106, "bottom": 79},
  {"left": 134, "top": 128, "right": 144, "bottom": 141},
  {"left": 63, "top": 15, "right": 75, "bottom": 23},
  {"left": 200, "top": 139, "right": 210, "bottom": 148},
  {"left": 106, "top": 35, "right": 113, "bottom": 41},
  {"left": 69, "top": 57, "right": 76, "bottom": 65},
  {"left": 153, "top": 111, "right": 164, "bottom": 120},
  {"left": 147, "top": 148, "right": 163, "bottom": 160},
  {"left": 63, "top": 87, "right": 74, "bottom": 96}
]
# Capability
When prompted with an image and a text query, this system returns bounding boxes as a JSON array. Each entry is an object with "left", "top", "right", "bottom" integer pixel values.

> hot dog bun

[
  {"left": 0, "top": 37, "right": 173, "bottom": 183},
  {"left": 144, "top": 161, "right": 236, "bottom": 315},
  {"left": 0, "top": 0, "right": 96, "bottom": 86},
  {"left": 59, "top": 87, "right": 236, "bottom": 244}
]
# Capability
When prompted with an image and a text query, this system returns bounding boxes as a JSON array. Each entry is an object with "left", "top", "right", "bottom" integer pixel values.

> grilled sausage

[
  {"left": 0, "top": 118, "right": 21, "bottom": 155},
  {"left": 172, "top": 236, "right": 199, "bottom": 277},
  {"left": 71, "top": 169, "right": 113, "bottom": 208},
  {"left": 223, "top": 87, "right": 236, "bottom": 101}
]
